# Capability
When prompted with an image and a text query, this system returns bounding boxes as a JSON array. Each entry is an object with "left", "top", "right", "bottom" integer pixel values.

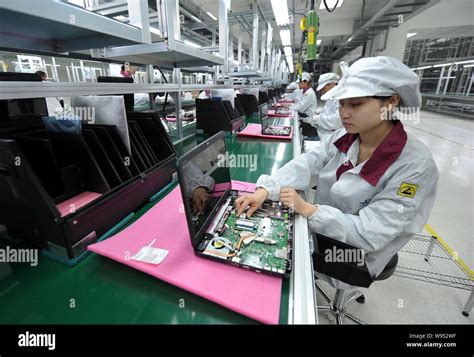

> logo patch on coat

[{"left": 397, "top": 182, "right": 418, "bottom": 198}]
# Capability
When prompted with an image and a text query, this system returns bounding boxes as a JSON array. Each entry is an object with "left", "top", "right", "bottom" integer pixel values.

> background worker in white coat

[
  {"left": 283, "top": 82, "right": 302, "bottom": 101},
  {"left": 290, "top": 72, "right": 317, "bottom": 116},
  {"left": 302, "top": 72, "right": 343, "bottom": 138},
  {"left": 235, "top": 56, "right": 439, "bottom": 290}
]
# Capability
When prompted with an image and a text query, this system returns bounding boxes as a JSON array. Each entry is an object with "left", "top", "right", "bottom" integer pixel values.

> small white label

[{"left": 131, "top": 246, "right": 168, "bottom": 265}]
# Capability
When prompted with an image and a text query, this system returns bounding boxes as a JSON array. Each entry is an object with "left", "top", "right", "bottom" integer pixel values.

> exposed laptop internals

[
  {"left": 176, "top": 132, "right": 293, "bottom": 277},
  {"left": 260, "top": 104, "right": 292, "bottom": 137}
]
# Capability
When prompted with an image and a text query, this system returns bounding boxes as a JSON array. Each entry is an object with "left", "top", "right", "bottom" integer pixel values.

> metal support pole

[
  {"left": 219, "top": 0, "right": 230, "bottom": 75},
  {"left": 128, "top": 0, "right": 151, "bottom": 43},
  {"left": 252, "top": 1, "right": 259, "bottom": 70},
  {"left": 174, "top": 67, "right": 183, "bottom": 140},
  {"left": 237, "top": 25, "right": 242, "bottom": 66},
  {"left": 165, "top": 0, "right": 181, "bottom": 41}
]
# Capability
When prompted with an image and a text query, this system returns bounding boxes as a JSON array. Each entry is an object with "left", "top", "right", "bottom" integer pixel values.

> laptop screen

[
  {"left": 261, "top": 114, "right": 270, "bottom": 132},
  {"left": 178, "top": 133, "right": 232, "bottom": 248}
]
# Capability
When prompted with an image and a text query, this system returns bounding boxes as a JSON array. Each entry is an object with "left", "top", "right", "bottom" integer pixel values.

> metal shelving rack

[
  {"left": 0, "top": 1, "right": 148, "bottom": 53},
  {"left": 394, "top": 234, "right": 473, "bottom": 317}
]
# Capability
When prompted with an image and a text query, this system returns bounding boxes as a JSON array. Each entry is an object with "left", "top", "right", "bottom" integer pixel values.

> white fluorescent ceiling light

[
  {"left": 283, "top": 46, "right": 292, "bottom": 57},
  {"left": 206, "top": 11, "right": 217, "bottom": 20},
  {"left": 271, "top": 0, "right": 290, "bottom": 26},
  {"left": 407, "top": 32, "right": 418, "bottom": 38},
  {"left": 280, "top": 29, "right": 291, "bottom": 47}
]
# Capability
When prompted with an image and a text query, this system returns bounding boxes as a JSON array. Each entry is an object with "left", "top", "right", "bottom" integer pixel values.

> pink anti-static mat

[
  {"left": 279, "top": 100, "right": 294, "bottom": 104},
  {"left": 238, "top": 123, "right": 293, "bottom": 140},
  {"left": 268, "top": 109, "right": 292, "bottom": 118},
  {"left": 88, "top": 180, "right": 283, "bottom": 324},
  {"left": 57, "top": 191, "right": 102, "bottom": 217}
]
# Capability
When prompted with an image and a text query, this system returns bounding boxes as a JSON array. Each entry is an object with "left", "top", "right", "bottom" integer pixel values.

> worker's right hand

[
  {"left": 235, "top": 188, "right": 269, "bottom": 218},
  {"left": 192, "top": 187, "right": 211, "bottom": 215}
]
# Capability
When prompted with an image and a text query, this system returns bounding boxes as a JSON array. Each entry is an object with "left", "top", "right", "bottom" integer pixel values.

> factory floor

[{"left": 317, "top": 110, "right": 474, "bottom": 324}]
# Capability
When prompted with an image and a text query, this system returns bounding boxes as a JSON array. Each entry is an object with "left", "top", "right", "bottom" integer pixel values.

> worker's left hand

[{"left": 280, "top": 188, "right": 318, "bottom": 218}]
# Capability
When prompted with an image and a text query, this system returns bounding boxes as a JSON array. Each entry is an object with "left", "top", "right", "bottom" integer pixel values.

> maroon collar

[{"left": 333, "top": 121, "right": 407, "bottom": 186}]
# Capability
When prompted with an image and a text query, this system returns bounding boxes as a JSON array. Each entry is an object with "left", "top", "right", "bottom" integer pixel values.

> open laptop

[
  {"left": 260, "top": 104, "right": 292, "bottom": 137},
  {"left": 177, "top": 132, "right": 293, "bottom": 277}
]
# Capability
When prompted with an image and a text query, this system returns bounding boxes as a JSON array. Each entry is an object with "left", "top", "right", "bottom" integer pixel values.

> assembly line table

[{"left": 0, "top": 113, "right": 317, "bottom": 324}]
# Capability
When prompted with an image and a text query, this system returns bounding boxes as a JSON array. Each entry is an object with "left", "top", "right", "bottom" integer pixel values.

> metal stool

[{"left": 316, "top": 254, "right": 399, "bottom": 325}]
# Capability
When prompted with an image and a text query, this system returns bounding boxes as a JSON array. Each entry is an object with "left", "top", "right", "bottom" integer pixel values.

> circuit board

[{"left": 200, "top": 191, "right": 293, "bottom": 276}]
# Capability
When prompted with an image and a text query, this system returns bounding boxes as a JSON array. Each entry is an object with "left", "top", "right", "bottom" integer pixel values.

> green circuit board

[{"left": 201, "top": 194, "right": 293, "bottom": 276}]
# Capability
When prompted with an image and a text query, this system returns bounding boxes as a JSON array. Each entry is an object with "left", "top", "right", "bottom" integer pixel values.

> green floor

[{"left": 0, "top": 126, "right": 294, "bottom": 324}]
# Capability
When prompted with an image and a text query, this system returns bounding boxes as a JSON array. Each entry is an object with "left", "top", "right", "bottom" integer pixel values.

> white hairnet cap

[
  {"left": 300, "top": 72, "right": 311, "bottom": 82},
  {"left": 321, "top": 56, "right": 421, "bottom": 108},
  {"left": 287, "top": 82, "right": 298, "bottom": 90},
  {"left": 339, "top": 61, "right": 349, "bottom": 76},
  {"left": 316, "top": 73, "right": 340, "bottom": 91}
]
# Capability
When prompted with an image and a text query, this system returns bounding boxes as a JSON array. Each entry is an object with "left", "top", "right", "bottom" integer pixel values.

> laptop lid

[
  {"left": 177, "top": 132, "right": 232, "bottom": 249},
  {"left": 260, "top": 104, "right": 269, "bottom": 131}
]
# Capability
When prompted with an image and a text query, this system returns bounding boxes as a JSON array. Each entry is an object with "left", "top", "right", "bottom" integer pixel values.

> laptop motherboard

[{"left": 201, "top": 191, "right": 293, "bottom": 275}]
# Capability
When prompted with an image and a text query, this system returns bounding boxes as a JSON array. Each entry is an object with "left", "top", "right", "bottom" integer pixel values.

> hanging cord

[
  {"left": 323, "top": 0, "right": 339, "bottom": 12},
  {"left": 156, "top": 66, "right": 170, "bottom": 118}
]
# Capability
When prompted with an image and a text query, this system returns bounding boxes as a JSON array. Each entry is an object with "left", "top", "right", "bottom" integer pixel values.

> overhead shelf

[
  {"left": 0, "top": 1, "right": 145, "bottom": 53},
  {"left": 0, "top": 82, "right": 235, "bottom": 100},
  {"left": 104, "top": 40, "right": 224, "bottom": 68},
  {"left": 225, "top": 70, "right": 264, "bottom": 78},
  {"left": 0, "top": 82, "right": 179, "bottom": 100}
]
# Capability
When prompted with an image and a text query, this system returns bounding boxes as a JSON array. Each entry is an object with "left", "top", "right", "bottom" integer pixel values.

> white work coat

[
  {"left": 290, "top": 87, "right": 317, "bottom": 116},
  {"left": 283, "top": 89, "right": 303, "bottom": 102},
  {"left": 198, "top": 91, "right": 210, "bottom": 99},
  {"left": 256, "top": 121, "right": 438, "bottom": 289},
  {"left": 303, "top": 99, "right": 342, "bottom": 138}
]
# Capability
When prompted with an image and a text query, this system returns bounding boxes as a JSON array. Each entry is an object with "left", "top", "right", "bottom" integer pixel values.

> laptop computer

[
  {"left": 260, "top": 104, "right": 292, "bottom": 137},
  {"left": 177, "top": 132, "right": 293, "bottom": 277}
]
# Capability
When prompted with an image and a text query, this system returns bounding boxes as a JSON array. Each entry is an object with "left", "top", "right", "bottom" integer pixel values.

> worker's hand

[
  {"left": 280, "top": 188, "right": 318, "bottom": 218},
  {"left": 235, "top": 188, "right": 269, "bottom": 218},
  {"left": 192, "top": 187, "right": 212, "bottom": 215}
]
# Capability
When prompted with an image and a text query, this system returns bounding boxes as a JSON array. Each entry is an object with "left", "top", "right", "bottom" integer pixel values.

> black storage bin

[
  {"left": 0, "top": 91, "right": 177, "bottom": 263},
  {"left": 195, "top": 98, "right": 244, "bottom": 135}
]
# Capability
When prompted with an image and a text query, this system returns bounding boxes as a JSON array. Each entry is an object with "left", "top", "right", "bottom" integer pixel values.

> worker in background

[
  {"left": 36, "top": 69, "right": 65, "bottom": 111},
  {"left": 198, "top": 80, "right": 213, "bottom": 99},
  {"left": 35, "top": 70, "right": 47, "bottom": 81},
  {"left": 302, "top": 72, "right": 342, "bottom": 138},
  {"left": 283, "top": 82, "right": 302, "bottom": 101},
  {"left": 120, "top": 64, "right": 131, "bottom": 78},
  {"left": 235, "top": 56, "right": 439, "bottom": 290},
  {"left": 290, "top": 72, "right": 317, "bottom": 116}
]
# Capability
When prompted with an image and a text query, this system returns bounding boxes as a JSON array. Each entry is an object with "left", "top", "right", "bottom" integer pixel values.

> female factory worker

[
  {"left": 302, "top": 72, "right": 343, "bottom": 138},
  {"left": 236, "top": 56, "right": 439, "bottom": 288},
  {"left": 283, "top": 82, "right": 302, "bottom": 101},
  {"left": 290, "top": 72, "right": 317, "bottom": 116}
]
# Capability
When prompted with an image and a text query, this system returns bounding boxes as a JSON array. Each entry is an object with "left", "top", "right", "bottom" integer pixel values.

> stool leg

[
  {"left": 345, "top": 290, "right": 364, "bottom": 306},
  {"left": 462, "top": 290, "right": 473, "bottom": 317},
  {"left": 316, "top": 283, "right": 333, "bottom": 305},
  {"left": 345, "top": 313, "right": 366, "bottom": 325}
]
